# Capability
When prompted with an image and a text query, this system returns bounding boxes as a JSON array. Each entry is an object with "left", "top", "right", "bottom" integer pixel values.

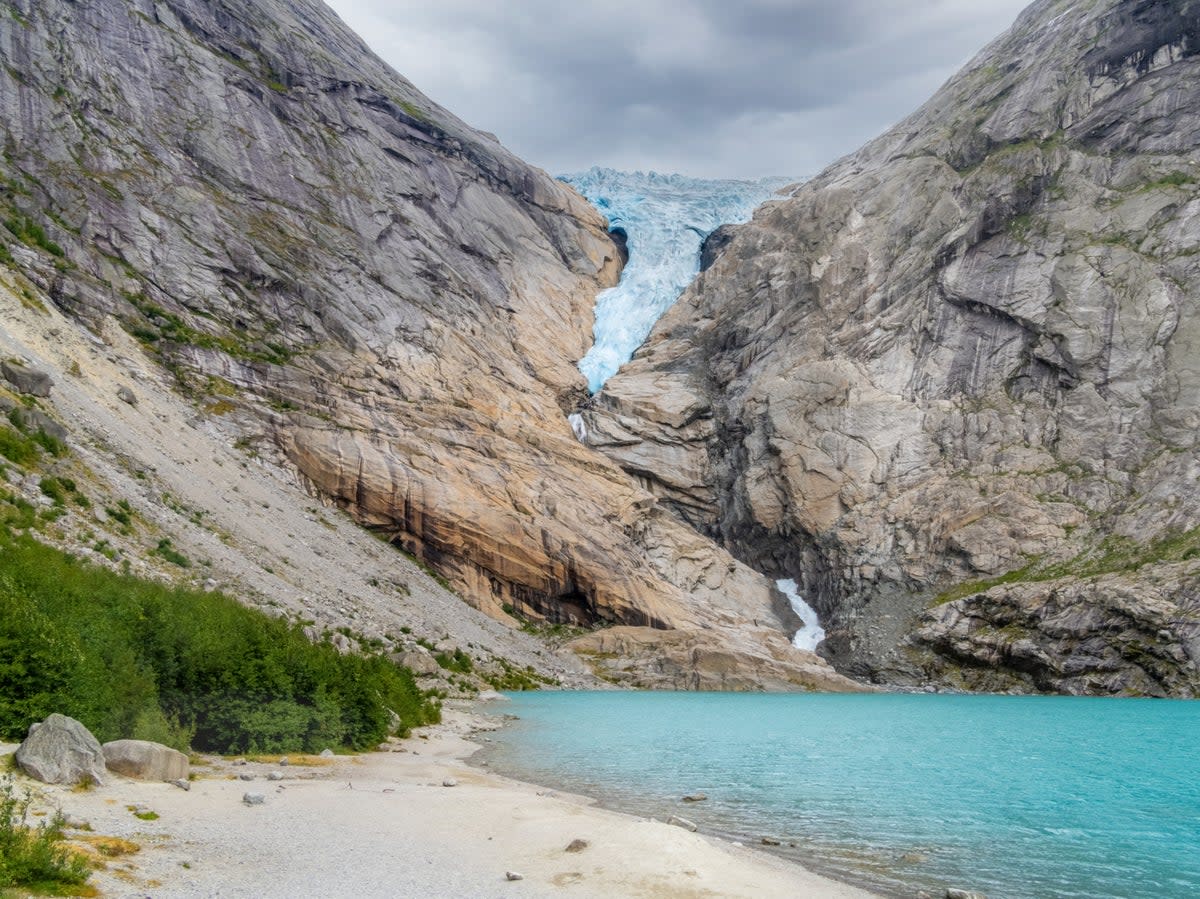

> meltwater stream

[
  {"left": 559, "top": 167, "right": 795, "bottom": 393},
  {"left": 777, "top": 578, "right": 826, "bottom": 652},
  {"left": 482, "top": 692, "right": 1200, "bottom": 899}
]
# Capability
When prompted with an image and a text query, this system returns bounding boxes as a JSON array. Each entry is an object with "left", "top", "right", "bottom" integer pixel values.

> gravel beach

[{"left": 3, "top": 706, "right": 878, "bottom": 898}]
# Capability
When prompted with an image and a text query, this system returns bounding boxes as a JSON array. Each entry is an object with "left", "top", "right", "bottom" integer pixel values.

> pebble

[
  {"left": 267, "top": 771, "right": 284, "bottom": 781},
  {"left": 505, "top": 871, "right": 524, "bottom": 881},
  {"left": 945, "top": 890, "right": 988, "bottom": 899},
  {"left": 319, "top": 748, "right": 335, "bottom": 758},
  {"left": 242, "top": 792, "right": 265, "bottom": 806},
  {"left": 564, "top": 838, "right": 589, "bottom": 853},
  {"left": 442, "top": 778, "right": 457, "bottom": 787},
  {"left": 171, "top": 779, "right": 191, "bottom": 791},
  {"left": 238, "top": 772, "right": 255, "bottom": 781},
  {"left": 667, "top": 815, "right": 697, "bottom": 832},
  {"left": 681, "top": 792, "right": 708, "bottom": 802},
  {"left": 761, "top": 837, "right": 781, "bottom": 846},
  {"left": 279, "top": 757, "right": 290, "bottom": 766}
]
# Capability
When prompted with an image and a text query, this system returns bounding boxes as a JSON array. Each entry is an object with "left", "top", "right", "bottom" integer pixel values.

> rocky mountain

[
  {"left": 582, "top": 0, "right": 1200, "bottom": 695},
  {"left": 0, "top": 0, "right": 855, "bottom": 690}
]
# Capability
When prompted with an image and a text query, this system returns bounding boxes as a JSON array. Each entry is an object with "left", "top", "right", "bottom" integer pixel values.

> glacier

[
  {"left": 776, "top": 578, "right": 826, "bottom": 652},
  {"left": 559, "top": 167, "right": 796, "bottom": 393}
]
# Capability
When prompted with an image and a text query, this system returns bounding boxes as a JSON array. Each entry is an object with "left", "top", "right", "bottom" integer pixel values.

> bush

[
  {"left": 434, "top": 647, "right": 473, "bottom": 674},
  {"left": 0, "top": 778, "right": 90, "bottom": 891},
  {"left": 0, "top": 532, "right": 439, "bottom": 753},
  {"left": 0, "top": 425, "right": 38, "bottom": 467}
]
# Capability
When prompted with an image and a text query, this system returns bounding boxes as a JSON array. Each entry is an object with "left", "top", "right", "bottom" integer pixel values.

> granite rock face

[
  {"left": 103, "top": 739, "right": 190, "bottom": 782},
  {"left": 0, "top": 0, "right": 839, "bottom": 687},
  {"left": 583, "top": 0, "right": 1200, "bottom": 694},
  {"left": 15, "top": 714, "right": 107, "bottom": 786}
]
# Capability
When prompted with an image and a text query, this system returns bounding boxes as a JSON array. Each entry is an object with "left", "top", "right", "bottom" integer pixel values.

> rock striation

[
  {"left": 583, "top": 0, "right": 1200, "bottom": 694},
  {"left": 0, "top": 0, "right": 841, "bottom": 687}
]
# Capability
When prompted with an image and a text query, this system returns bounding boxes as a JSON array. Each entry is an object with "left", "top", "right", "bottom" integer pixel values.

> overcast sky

[{"left": 323, "top": 0, "right": 1032, "bottom": 180}]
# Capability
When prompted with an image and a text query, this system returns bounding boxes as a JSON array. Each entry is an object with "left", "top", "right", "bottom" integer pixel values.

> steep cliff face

[
  {"left": 584, "top": 0, "right": 1200, "bottom": 695},
  {"left": 0, "top": 0, "right": 854, "bottom": 689}
]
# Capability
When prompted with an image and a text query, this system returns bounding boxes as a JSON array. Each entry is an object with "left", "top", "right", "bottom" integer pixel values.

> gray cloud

[{"left": 323, "top": 0, "right": 1032, "bottom": 178}]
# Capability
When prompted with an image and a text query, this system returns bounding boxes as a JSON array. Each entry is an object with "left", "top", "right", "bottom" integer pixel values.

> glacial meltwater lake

[{"left": 480, "top": 692, "right": 1200, "bottom": 899}]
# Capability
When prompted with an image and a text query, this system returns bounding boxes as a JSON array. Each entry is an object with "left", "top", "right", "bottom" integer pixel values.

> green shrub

[
  {"left": 434, "top": 647, "right": 473, "bottom": 674},
  {"left": 2, "top": 214, "right": 64, "bottom": 257},
  {"left": 105, "top": 499, "right": 133, "bottom": 527},
  {"left": 38, "top": 477, "right": 66, "bottom": 506},
  {"left": 0, "top": 532, "right": 439, "bottom": 753},
  {"left": 153, "top": 537, "right": 191, "bottom": 568},
  {"left": 0, "top": 778, "right": 89, "bottom": 891},
  {"left": 0, "top": 425, "right": 38, "bottom": 466}
]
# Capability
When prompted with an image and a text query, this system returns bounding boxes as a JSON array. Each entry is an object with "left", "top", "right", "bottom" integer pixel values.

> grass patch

[
  {"left": 1138, "top": 171, "right": 1198, "bottom": 192},
  {"left": 0, "top": 425, "right": 38, "bottom": 466},
  {"left": 0, "top": 779, "right": 90, "bottom": 893},
  {"left": 71, "top": 834, "right": 139, "bottom": 859},
  {"left": 434, "top": 647, "right": 472, "bottom": 674},
  {"left": 933, "top": 527, "right": 1200, "bottom": 605},
  {"left": 121, "top": 292, "right": 294, "bottom": 366},
  {"left": 153, "top": 538, "right": 190, "bottom": 568},
  {"left": 2, "top": 214, "right": 64, "bottom": 258},
  {"left": 0, "top": 530, "right": 440, "bottom": 754},
  {"left": 481, "top": 658, "right": 556, "bottom": 692}
]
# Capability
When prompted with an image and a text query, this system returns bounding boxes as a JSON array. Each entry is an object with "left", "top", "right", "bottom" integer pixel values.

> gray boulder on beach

[
  {"left": 15, "top": 714, "right": 106, "bottom": 786},
  {"left": 103, "top": 739, "right": 190, "bottom": 782}
]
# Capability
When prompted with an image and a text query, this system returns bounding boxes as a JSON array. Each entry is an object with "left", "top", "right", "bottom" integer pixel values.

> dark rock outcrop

[{"left": 583, "top": 0, "right": 1200, "bottom": 694}]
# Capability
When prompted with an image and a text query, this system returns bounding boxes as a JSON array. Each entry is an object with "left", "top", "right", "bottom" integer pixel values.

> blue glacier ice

[{"left": 559, "top": 167, "right": 796, "bottom": 393}]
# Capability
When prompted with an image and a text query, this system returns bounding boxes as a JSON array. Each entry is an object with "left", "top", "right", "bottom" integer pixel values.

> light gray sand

[{"left": 3, "top": 708, "right": 878, "bottom": 898}]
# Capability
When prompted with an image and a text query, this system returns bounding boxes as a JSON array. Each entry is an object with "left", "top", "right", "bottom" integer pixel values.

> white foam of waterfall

[{"left": 776, "top": 577, "right": 825, "bottom": 652}]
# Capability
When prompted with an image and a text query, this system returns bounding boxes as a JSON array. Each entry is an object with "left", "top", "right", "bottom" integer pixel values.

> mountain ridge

[{"left": 581, "top": 0, "right": 1200, "bottom": 695}]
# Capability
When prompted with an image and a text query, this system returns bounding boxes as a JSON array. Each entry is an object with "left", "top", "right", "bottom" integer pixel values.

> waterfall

[{"left": 776, "top": 577, "right": 826, "bottom": 652}]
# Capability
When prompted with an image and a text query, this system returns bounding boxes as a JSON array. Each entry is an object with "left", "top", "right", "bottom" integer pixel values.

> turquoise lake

[{"left": 480, "top": 692, "right": 1200, "bottom": 899}]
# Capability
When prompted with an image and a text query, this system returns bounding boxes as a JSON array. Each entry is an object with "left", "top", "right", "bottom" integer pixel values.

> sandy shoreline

[{"left": 2, "top": 704, "right": 879, "bottom": 898}]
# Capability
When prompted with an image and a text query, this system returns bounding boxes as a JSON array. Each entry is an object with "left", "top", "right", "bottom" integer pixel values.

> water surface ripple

[{"left": 480, "top": 692, "right": 1200, "bottom": 899}]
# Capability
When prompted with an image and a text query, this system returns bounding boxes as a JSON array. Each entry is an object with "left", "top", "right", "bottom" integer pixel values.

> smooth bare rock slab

[
  {"left": 667, "top": 815, "right": 698, "bottom": 832},
  {"left": 102, "top": 739, "right": 189, "bottom": 782},
  {"left": 15, "top": 714, "right": 106, "bottom": 786}
]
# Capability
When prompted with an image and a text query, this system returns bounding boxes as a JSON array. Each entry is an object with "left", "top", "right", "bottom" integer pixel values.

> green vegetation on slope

[
  {"left": 0, "top": 779, "right": 89, "bottom": 895},
  {"left": 0, "top": 531, "right": 440, "bottom": 754},
  {"left": 934, "top": 527, "right": 1200, "bottom": 605}
]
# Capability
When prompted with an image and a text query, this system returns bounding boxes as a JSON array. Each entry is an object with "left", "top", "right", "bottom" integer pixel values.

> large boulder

[
  {"left": 102, "top": 739, "right": 189, "bottom": 782},
  {"left": 15, "top": 714, "right": 106, "bottom": 786},
  {"left": 389, "top": 650, "right": 443, "bottom": 677},
  {"left": 1, "top": 360, "right": 53, "bottom": 397}
]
